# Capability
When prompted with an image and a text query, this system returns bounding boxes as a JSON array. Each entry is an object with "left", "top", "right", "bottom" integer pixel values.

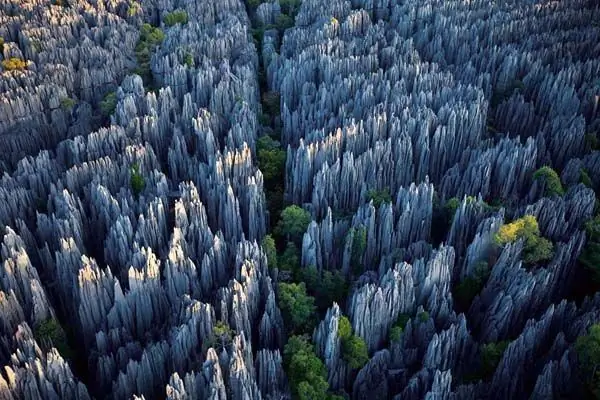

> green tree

[
  {"left": 60, "top": 97, "right": 76, "bottom": 111},
  {"left": 276, "top": 205, "right": 311, "bottom": 244},
  {"left": 34, "top": 318, "right": 73, "bottom": 359},
  {"left": 317, "top": 270, "right": 348, "bottom": 311},
  {"left": 480, "top": 341, "right": 509, "bottom": 379},
  {"left": 453, "top": 261, "right": 490, "bottom": 310},
  {"left": 296, "top": 268, "right": 348, "bottom": 312},
  {"left": 581, "top": 169, "right": 594, "bottom": 189},
  {"left": 278, "top": 282, "right": 316, "bottom": 334},
  {"left": 389, "top": 313, "right": 411, "bottom": 343},
  {"left": 575, "top": 324, "right": 600, "bottom": 397},
  {"left": 580, "top": 215, "right": 600, "bottom": 282},
  {"left": 494, "top": 215, "right": 554, "bottom": 267},
  {"left": 257, "top": 135, "right": 286, "bottom": 188},
  {"left": 418, "top": 311, "right": 429, "bottom": 323},
  {"left": 533, "top": 166, "right": 565, "bottom": 197},
  {"left": 261, "top": 234, "right": 277, "bottom": 270},
  {"left": 445, "top": 197, "right": 461, "bottom": 221},
  {"left": 164, "top": 9, "right": 188, "bottom": 26},
  {"left": 130, "top": 163, "right": 145, "bottom": 196},
  {"left": 135, "top": 24, "right": 165, "bottom": 84},
  {"left": 205, "top": 320, "right": 233, "bottom": 350},
  {"left": 183, "top": 52, "right": 194, "bottom": 68},
  {"left": 366, "top": 188, "right": 392, "bottom": 208},
  {"left": 284, "top": 335, "right": 330, "bottom": 399},
  {"left": 337, "top": 316, "right": 368, "bottom": 370},
  {"left": 279, "top": 242, "right": 300, "bottom": 273},
  {"left": 349, "top": 226, "right": 367, "bottom": 274},
  {"left": 341, "top": 335, "right": 369, "bottom": 369},
  {"left": 100, "top": 91, "right": 117, "bottom": 117},
  {"left": 262, "top": 91, "right": 281, "bottom": 116}
]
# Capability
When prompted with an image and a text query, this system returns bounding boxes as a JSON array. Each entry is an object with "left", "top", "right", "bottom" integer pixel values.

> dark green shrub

[
  {"left": 533, "top": 166, "right": 565, "bottom": 197},
  {"left": 575, "top": 324, "right": 600, "bottom": 397},
  {"left": 34, "top": 319, "right": 73, "bottom": 359},
  {"left": 130, "top": 163, "right": 145, "bottom": 196},
  {"left": 60, "top": 97, "right": 76, "bottom": 111},
  {"left": 581, "top": 169, "right": 594, "bottom": 188},
  {"left": 100, "top": 91, "right": 117, "bottom": 116},
  {"left": 454, "top": 261, "right": 490, "bottom": 310},
  {"left": 366, "top": 188, "right": 392, "bottom": 207}
]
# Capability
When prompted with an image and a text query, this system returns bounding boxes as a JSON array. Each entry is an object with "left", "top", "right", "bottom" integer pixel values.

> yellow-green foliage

[
  {"left": 128, "top": 1, "right": 141, "bottom": 17},
  {"left": 494, "top": 215, "right": 554, "bottom": 266},
  {"left": 1, "top": 57, "right": 27, "bottom": 71},
  {"left": 164, "top": 10, "right": 189, "bottom": 26},
  {"left": 495, "top": 215, "right": 539, "bottom": 244}
]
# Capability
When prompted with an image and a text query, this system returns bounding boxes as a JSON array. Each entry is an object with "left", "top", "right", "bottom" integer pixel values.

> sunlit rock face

[{"left": 0, "top": 0, "right": 599, "bottom": 398}]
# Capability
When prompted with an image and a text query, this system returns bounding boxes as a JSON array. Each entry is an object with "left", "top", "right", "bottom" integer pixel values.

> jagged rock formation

[{"left": 0, "top": 0, "right": 599, "bottom": 398}]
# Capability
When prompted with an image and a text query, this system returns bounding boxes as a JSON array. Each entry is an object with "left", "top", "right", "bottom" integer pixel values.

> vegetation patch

[
  {"left": 366, "top": 188, "right": 393, "bottom": 208},
  {"left": 134, "top": 23, "right": 165, "bottom": 85},
  {"left": 100, "top": 91, "right": 117, "bottom": 117},
  {"left": 278, "top": 282, "right": 316, "bottom": 334},
  {"left": 453, "top": 261, "right": 490, "bottom": 311},
  {"left": 494, "top": 215, "right": 554, "bottom": 267},
  {"left": 130, "top": 163, "right": 145, "bottom": 196},
  {"left": 338, "top": 316, "right": 369, "bottom": 369},
  {"left": 284, "top": 335, "right": 342, "bottom": 400},
  {"left": 164, "top": 10, "right": 189, "bottom": 27},
  {"left": 1, "top": 57, "right": 27, "bottom": 71},
  {"left": 34, "top": 318, "right": 73, "bottom": 359},
  {"left": 532, "top": 166, "right": 564, "bottom": 197},
  {"left": 575, "top": 323, "right": 600, "bottom": 397}
]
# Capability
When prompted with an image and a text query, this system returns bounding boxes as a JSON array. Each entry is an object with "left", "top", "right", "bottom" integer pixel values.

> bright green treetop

[{"left": 276, "top": 205, "right": 311, "bottom": 243}]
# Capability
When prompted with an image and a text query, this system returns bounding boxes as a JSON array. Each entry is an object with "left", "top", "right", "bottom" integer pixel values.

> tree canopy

[
  {"left": 453, "top": 261, "right": 490, "bottom": 311},
  {"left": 34, "top": 318, "right": 73, "bottom": 359},
  {"left": 261, "top": 234, "right": 278, "bottom": 270},
  {"left": 575, "top": 324, "right": 600, "bottom": 398},
  {"left": 130, "top": 163, "right": 145, "bottom": 196},
  {"left": 164, "top": 10, "right": 188, "bottom": 26},
  {"left": 533, "top": 166, "right": 565, "bottom": 197},
  {"left": 338, "top": 316, "right": 369, "bottom": 370},
  {"left": 494, "top": 215, "right": 554, "bottom": 266},
  {"left": 284, "top": 335, "right": 330, "bottom": 400},
  {"left": 276, "top": 205, "right": 312, "bottom": 244},
  {"left": 366, "top": 188, "right": 392, "bottom": 208},
  {"left": 278, "top": 282, "right": 316, "bottom": 334}
]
